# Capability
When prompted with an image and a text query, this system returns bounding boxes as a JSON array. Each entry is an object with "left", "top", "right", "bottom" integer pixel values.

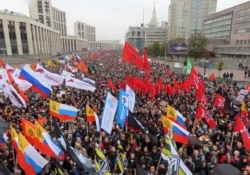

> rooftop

[{"left": 0, "top": 9, "right": 28, "bottom": 18}]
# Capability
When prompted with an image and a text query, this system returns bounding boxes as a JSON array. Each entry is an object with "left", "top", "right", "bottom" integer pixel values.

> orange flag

[
  {"left": 77, "top": 61, "right": 88, "bottom": 73},
  {"left": 0, "top": 59, "right": 6, "bottom": 69}
]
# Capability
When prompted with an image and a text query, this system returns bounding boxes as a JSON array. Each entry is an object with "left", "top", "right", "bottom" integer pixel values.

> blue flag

[{"left": 116, "top": 90, "right": 129, "bottom": 129}]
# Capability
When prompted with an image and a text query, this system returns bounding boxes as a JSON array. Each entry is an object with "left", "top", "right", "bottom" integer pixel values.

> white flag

[
  {"left": 126, "top": 84, "right": 135, "bottom": 113},
  {"left": 101, "top": 92, "right": 118, "bottom": 134},
  {"left": 65, "top": 76, "right": 96, "bottom": 92}
]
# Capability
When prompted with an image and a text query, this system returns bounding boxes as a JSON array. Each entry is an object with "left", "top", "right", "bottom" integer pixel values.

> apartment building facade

[{"left": 203, "top": 1, "right": 250, "bottom": 59}]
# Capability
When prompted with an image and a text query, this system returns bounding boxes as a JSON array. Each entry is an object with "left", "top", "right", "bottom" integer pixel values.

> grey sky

[{"left": 1, "top": 0, "right": 249, "bottom": 42}]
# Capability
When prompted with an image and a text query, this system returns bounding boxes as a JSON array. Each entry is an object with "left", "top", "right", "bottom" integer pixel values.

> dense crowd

[{"left": 0, "top": 52, "right": 250, "bottom": 175}]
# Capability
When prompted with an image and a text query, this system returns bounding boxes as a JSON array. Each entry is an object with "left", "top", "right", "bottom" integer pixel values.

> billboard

[{"left": 169, "top": 42, "right": 188, "bottom": 55}]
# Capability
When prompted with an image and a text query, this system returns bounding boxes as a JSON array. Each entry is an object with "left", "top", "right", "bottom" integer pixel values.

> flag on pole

[
  {"left": 95, "top": 145, "right": 111, "bottom": 175},
  {"left": 86, "top": 104, "right": 96, "bottom": 122},
  {"left": 52, "top": 120, "right": 94, "bottom": 173},
  {"left": 17, "top": 133, "right": 48, "bottom": 175},
  {"left": 101, "top": 92, "right": 118, "bottom": 134},
  {"left": 162, "top": 135, "right": 193, "bottom": 175},
  {"left": 116, "top": 90, "right": 129, "bottom": 129},
  {"left": 184, "top": 59, "right": 192, "bottom": 75}
]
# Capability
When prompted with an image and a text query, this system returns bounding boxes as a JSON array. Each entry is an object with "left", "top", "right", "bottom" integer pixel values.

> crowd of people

[{"left": 0, "top": 51, "right": 250, "bottom": 175}]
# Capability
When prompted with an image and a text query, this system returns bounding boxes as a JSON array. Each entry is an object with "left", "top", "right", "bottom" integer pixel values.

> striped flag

[
  {"left": 95, "top": 145, "right": 111, "bottom": 175},
  {"left": 162, "top": 135, "right": 192, "bottom": 175},
  {"left": 161, "top": 137, "right": 171, "bottom": 161}
]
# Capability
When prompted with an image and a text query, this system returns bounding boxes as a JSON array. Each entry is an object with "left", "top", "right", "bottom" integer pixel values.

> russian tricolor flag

[
  {"left": 172, "top": 121, "right": 190, "bottom": 145},
  {"left": 20, "top": 64, "right": 52, "bottom": 98},
  {"left": 33, "top": 121, "right": 64, "bottom": 160},
  {"left": 49, "top": 100, "right": 79, "bottom": 121}
]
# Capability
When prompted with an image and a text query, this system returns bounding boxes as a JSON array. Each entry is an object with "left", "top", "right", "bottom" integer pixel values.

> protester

[{"left": 0, "top": 50, "right": 249, "bottom": 175}]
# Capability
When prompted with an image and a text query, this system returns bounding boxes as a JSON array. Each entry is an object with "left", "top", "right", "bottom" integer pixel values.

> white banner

[
  {"left": 61, "top": 70, "right": 74, "bottom": 77},
  {"left": 35, "top": 64, "right": 64, "bottom": 86},
  {"left": 65, "top": 76, "right": 96, "bottom": 92},
  {"left": 101, "top": 92, "right": 118, "bottom": 134},
  {"left": 239, "top": 89, "right": 249, "bottom": 96}
]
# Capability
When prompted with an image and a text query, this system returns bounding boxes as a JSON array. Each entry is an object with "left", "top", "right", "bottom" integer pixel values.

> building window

[
  {"left": 0, "top": 19, "right": 5, "bottom": 49},
  {"left": 8, "top": 21, "right": 17, "bottom": 54},
  {"left": 19, "top": 22, "right": 28, "bottom": 54}
]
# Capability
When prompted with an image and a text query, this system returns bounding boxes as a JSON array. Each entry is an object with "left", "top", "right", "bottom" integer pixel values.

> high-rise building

[
  {"left": 29, "top": 0, "right": 67, "bottom": 36},
  {"left": 203, "top": 1, "right": 250, "bottom": 59},
  {"left": 74, "top": 21, "right": 96, "bottom": 42},
  {"left": 125, "top": 4, "right": 168, "bottom": 53},
  {"left": 168, "top": 0, "right": 217, "bottom": 40}
]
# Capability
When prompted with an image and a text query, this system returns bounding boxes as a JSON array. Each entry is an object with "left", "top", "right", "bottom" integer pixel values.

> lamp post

[{"left": 0, "top": 48, "right": 6, "bottom": 62}]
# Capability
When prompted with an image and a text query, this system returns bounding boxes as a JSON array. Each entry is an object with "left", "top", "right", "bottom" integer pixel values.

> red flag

[
  {"left": 173, "top": 80, "right": 179, "bottom": 94},
  {"left": 196, "top": 105, "right": 216, "bottom": 129},
  {"left": 209, "top": 73, "right": 215, "bottom": 81},
  {"left": 197, "top": 92, "right": 208, "bottom": 106},
  {"left": 234, "top": 114, "right": 246, "bottom": 132},
  {"left": 107, "top": 79, "right": 117, "bottom": 92},
  {"left": 143, "top": 48, "right": 150, "bottom": 77},
  {"left": 122, "top": 42, "right": 144, "bottom": 69},
  {"left": 189, "top": 67, "right": 200, "bottom": 90},
  {"left": 166, "top": 70, "right": 172, "bottom": 77},
  {"left": 119, "top": 80, "right": 126, "bottom": 90},
  {"left": 241, "top": 131, "right": 250, "bottom": 150},
  {"left": 214, "top": 94, "right": 225, "bottom": 109}
]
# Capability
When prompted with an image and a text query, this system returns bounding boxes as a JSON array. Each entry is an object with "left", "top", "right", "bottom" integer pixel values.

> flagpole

[
  {"left": 230, "top": 133, "right": 235, "bottom": 153},
  {"left": 156, "top": 155, "right": 162, "bottom": 173},
  {"left": 12, "top": 147, "right": 16, "bottom": 167},
  {"left": 86, "top": 122, "right": 89, "bottom": 136}
]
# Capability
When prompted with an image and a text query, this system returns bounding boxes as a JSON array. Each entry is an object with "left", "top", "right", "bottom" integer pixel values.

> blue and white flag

[
  {"left": 126, "top": 84, "right": 135, "bottom": 113},
  {"left": 116, "top": 90, "right": 129, "bottom": 129},
  {"left": 101, "top": 92, "right": 118, "bottom": 134}
]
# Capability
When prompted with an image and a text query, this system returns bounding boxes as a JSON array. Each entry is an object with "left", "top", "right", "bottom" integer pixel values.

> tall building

[
  {"left": 168, "top": 0, "right": 217, "bottom": 40},
  {"left": 29, "top": 0, "right": 67, "bottom": 36},
  {"left": 125, "top": 4, "right": 168, "bottom": 53},
  {"left": 74, "top": 21, "right": 96, "bottom": 42},
  {"left": 203, "top": 1, "right": 250, "bottom": 59}
]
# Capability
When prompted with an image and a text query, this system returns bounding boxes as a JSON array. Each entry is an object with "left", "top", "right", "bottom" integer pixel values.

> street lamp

[{"left": 0, "top": 48, "right": 6, "bottom": 62}]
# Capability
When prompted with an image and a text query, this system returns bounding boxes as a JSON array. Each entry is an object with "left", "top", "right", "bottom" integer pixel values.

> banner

[
  {"left": 101, "top": 92, "right": 118, "bottom": 134},
  {"left": 116, "top": 90, "right": 129, "bottom": 129}
]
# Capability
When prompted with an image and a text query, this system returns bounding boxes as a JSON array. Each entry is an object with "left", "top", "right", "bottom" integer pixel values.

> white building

[
  {"left": 0, "top": 9, "right": 61, "bottom": 56},
  {"left": 168, "top": 0, "right": 217, "bottom": 40}
]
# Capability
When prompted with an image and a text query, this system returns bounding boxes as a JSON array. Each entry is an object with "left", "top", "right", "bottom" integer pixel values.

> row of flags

[
  {"left": 8, "top": 118, "right": 96, "bottom": 175},
  {"left": 0, "top": 60, "right": 96, "bottom": 107}
]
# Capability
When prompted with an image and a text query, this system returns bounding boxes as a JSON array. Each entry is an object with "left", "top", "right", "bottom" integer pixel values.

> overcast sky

[{"left": 1, "top": 0, "right": 249, "bottom": 42}]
